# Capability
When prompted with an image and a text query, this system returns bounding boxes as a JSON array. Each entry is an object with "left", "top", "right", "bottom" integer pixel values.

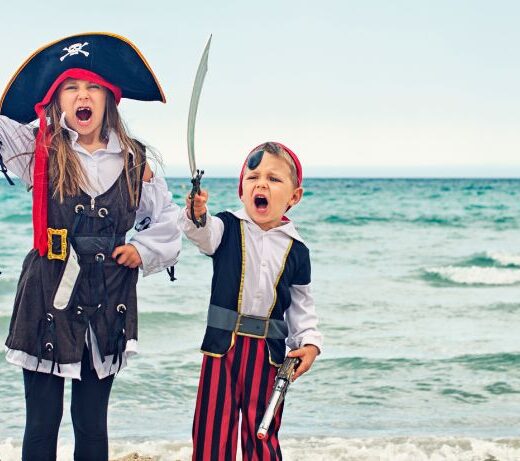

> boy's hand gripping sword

[
  {"left": 257, "top": 356, "right": 301, "bottom": 439},
  {"left": 187, "top": 35, "right": 212, "bottom": 228}
]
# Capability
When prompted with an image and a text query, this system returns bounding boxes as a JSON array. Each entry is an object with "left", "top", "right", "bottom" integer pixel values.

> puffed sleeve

[
  {"left": 0, "top": 115, "right": 36, "bottom": 185},
  {"left": 285, "top": 251, "right": 323, "bottom": 352},
  {"left": 129, "top": 176, "right": 182, "bottom": 277}
]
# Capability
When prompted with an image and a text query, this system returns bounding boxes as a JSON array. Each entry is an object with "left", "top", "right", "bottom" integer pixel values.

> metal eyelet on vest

[
  {"left": 95, "top": 253, "right": 105, "bottom": 262},
  {"left": 45, "top": 342, "right": 54, "bottom": 351},
  {"left": 46, "top": 313, "right": 54, "bottom": 322},
  {"left": 122, "top": 328, "right": 126, "bottom": 335},
  {"left": 98, "top": 207, "right": 108, "bottom": 218},
  {"left": 74, "top": 204, "right": 85, "bottom": 214},
  {"left": 76, "top": 306, "right": 83, "bottom": 315},
  {"left": 116, "top": 304, "right": 127, "bottom": 313}
]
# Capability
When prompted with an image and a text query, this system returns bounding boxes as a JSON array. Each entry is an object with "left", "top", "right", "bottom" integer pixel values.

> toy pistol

[{"left": 257, "top": 356, "right": 301, "bottom": 439}]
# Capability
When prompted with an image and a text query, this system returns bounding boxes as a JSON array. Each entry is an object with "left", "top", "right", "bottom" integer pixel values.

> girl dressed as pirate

[{"left": 0, "top": 33, "right": 181, "bottom": 461}]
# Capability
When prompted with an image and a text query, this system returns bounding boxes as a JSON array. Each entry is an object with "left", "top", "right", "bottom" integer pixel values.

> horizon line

[{"left": 165, "top": 175, "right": 520, "bottom": 180}]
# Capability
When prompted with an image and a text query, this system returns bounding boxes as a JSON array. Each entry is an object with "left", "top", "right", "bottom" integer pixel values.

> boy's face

[{"left": 240, "top": 153, "right": 303, "bottom": 231}]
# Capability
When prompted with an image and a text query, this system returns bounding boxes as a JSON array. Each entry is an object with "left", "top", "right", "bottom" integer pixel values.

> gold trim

[
  {"left": 267, "top": 239, "right": 293, "bottom": 317},
  {"left": 236, "top": 221, "right": 246, "bottom": 314},
  {"left": 216, "top": 221, "right": 246, "bottom": 354},
  {"left": 47, "top": 228, "right": 68, "bottom": 260},
  {"left": 0, "top": 31, "right": 166, "bottom": 112},
  {"left": 229, "top": 332, "right": 236, "bottom": 352},
  {"left": 264, "top": 238, "right": 293, "bottom": 367},
  {"left": 264, "top": 338, "right": 282, "bottom": 367},
  {"left": 269, "top": 358, "right": 283, "bottom": 367},
  {"left": 201, "top": 331, "right": 236, "bottom": 357},
  {"left": 236, "top": 331, "right": 266, "bottom": 339},
  {"left": 201, "top": 349, "right": 224, "bottom": 358}
]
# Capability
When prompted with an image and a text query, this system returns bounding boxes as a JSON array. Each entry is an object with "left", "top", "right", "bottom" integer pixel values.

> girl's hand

[
  {"left": 186, "top": 189, "right": 208, "bottom": 220},
  {"left": 112, "top": 244, "right": 142, "bottom": 268},
  {"left": 287, "top": 345, "right": 320, "bottom": 381}
]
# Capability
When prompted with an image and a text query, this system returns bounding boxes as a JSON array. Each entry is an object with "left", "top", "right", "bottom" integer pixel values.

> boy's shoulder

[
  {"left": 215, "top": 210, "right": 235, "bottom": 219},
  {"left": 214, "top": 210, "right": 239, "bottom": 228}
]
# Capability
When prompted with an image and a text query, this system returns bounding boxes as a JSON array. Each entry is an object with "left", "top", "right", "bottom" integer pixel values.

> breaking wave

[{"left": 424, "top": 266, "right": 520, "bottom": 286}]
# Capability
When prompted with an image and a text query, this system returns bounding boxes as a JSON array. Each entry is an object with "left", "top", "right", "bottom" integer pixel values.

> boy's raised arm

[{"left": 180, "top": 189, "right": 225, "bottom": 255}]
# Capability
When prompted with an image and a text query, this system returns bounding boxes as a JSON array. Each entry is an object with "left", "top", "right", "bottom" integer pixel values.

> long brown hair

[{"left": 46, "top": 90, "right": 144, "bottom": 206}]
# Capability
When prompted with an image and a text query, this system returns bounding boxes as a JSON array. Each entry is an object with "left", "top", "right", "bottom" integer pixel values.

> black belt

[{"left": 207, "top": 304, "right": 288, "bottom": 339}]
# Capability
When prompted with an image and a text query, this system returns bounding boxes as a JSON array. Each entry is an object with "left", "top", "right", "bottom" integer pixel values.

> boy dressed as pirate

[
  {"left": 182, "top": 141, "right": 323, "bottom": 461},
  {"left": 0, "top": 33, "right": 181, "bottom": 460}
]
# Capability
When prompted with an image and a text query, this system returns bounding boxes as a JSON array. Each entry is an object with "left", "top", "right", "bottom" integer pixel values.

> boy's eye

[
  {"left": 269, "top": 176, "right": 281, "bottom": 182},
  {"left": 246, "top": 175, "right": 258, "bottom": 180},
  {"left": 89, "top": 84, "right": 101, "bottom": 89}
]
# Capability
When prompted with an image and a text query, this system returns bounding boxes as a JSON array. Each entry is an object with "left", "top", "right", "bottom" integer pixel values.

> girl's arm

[
  {"left": 0, "top": 115, "right": 36, "bottom": 185},
  {"left": 127, "top": 173, "right": 182, "bottom": 276}
]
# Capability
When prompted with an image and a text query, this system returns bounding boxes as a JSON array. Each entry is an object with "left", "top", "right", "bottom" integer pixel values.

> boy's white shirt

[
  {"left": 180, "top": 207, "right": 323, "bottom": 353},
  {"left": 0, "top": 114, "right": 181, "bottom": 378}
]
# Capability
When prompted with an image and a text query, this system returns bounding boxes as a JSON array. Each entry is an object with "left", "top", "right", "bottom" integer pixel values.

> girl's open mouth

[{"left": 76, "top": 107, "right": 92, "bottom": 123}]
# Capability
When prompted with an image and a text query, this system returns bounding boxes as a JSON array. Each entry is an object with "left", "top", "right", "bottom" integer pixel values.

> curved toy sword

[{"left": 187, "top": 34, "right": 212, "bottom": 227}]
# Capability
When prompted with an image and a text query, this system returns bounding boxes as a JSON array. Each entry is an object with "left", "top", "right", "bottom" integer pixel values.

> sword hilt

[{"left": 189, "top": 169, "right": 207, "bottom": 228}]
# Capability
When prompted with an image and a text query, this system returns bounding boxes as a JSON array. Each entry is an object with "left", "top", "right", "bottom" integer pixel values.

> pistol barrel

[
  {"left": 256, "top": 356, "right": 300, "bottom": 440},
  {"left": 257, "top": 387, "right": 283, "bottom": 439}
]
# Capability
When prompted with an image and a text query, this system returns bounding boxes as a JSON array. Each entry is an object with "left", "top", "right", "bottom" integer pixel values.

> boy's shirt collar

[{"left": 231, "top": 208, "right": 305, "bottom": 243}]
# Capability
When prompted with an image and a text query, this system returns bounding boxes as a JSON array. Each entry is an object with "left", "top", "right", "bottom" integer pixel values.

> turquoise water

[{"left": 1, "top": 178, "right": 520, "bottom": 459}]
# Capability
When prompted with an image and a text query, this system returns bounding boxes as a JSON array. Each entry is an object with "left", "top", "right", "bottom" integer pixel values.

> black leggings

[{"left": 22, "top": 348, "right": 115, "bottom": 461}]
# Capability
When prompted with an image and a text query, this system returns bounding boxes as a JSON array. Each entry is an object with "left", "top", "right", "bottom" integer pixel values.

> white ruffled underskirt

[{"left": 5, "top": 333, "right": 138, "bottom": 380}]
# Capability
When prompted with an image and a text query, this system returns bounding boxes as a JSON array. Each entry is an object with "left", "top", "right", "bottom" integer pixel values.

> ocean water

[{"left": 1, "top": 178, "right": 520, "bottom": 460}]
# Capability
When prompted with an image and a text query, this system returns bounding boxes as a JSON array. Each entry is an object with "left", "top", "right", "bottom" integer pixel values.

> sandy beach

[{"left": 112, "top": 455, "right": 155, "bottom": 461}]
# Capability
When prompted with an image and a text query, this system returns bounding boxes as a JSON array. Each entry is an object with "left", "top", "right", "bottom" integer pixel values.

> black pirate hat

[{"left": 0, "top": 32, "right": 166, "bottom": 123}]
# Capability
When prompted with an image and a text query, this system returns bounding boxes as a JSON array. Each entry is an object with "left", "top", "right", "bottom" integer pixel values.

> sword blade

[{"left": 187, "top": 35, "right": 212, "bottom": 178}]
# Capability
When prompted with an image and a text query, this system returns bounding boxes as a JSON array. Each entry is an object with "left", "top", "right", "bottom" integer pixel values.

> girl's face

[
  {"left": 240, "top": 153, "right": 302, "bottom": 231},
  {"left": 57, "top": 78, "right": 107, "bottom": 144}
]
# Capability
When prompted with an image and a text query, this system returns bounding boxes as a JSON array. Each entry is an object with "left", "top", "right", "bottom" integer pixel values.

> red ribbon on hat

[
  {"left": 32, "top": 69, "right": 122, "bottom": 256},
  {"left": 238, "top": 142, "right": 303, "bottom": 197}
]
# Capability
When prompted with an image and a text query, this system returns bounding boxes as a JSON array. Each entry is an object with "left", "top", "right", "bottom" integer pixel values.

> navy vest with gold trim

[{"left": 200, "top": 211, "right": 311, "bottom": 366}]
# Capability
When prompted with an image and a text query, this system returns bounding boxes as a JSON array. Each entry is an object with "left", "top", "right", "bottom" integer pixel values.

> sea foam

[
  {"left": 425, "top": 266, "right": 520, "bottom": 285},
  {"left": 2, "top": 436, "right": 520, "bottom": 461},
  {"left": 485, "top": 251, "right": 520, "bottom": 267}
]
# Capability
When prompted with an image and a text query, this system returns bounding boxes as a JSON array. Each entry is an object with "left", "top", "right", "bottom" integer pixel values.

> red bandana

[
  {"left": 32, "top": 69, "right": 122, "bottom": 256},
  {"left": 237, "top": 142, "right": 303, "bottom": 197},
  {"left": 237, "top": 142, "right": 303, "bottom": 218}
]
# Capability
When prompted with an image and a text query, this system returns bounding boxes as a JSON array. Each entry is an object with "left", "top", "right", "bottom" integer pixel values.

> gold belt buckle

[{"left": 47, "top": 228, "right": 68, "bottom": 261}]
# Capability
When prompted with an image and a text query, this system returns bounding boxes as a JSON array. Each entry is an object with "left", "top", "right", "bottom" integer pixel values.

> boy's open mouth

[
  {"left": 254, "top": 195, "right": 268, "bottom": 210},
  {"left": 76, "top": 107, "right": 92, "bottom": 122}
]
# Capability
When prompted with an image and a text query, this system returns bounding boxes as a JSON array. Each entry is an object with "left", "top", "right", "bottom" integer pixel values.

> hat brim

[{"left": 0, "top": 32, "right": 166, "bottom": 124}]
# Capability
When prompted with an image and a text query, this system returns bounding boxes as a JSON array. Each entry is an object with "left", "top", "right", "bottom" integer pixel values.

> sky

[{"left": 0, "top": 0, "right": 519, "bottom": 177}]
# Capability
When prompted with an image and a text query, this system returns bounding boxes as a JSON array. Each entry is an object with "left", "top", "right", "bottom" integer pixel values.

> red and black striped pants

[{"left": 192, "top": 335, "right": 283, "bottom": 461}]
